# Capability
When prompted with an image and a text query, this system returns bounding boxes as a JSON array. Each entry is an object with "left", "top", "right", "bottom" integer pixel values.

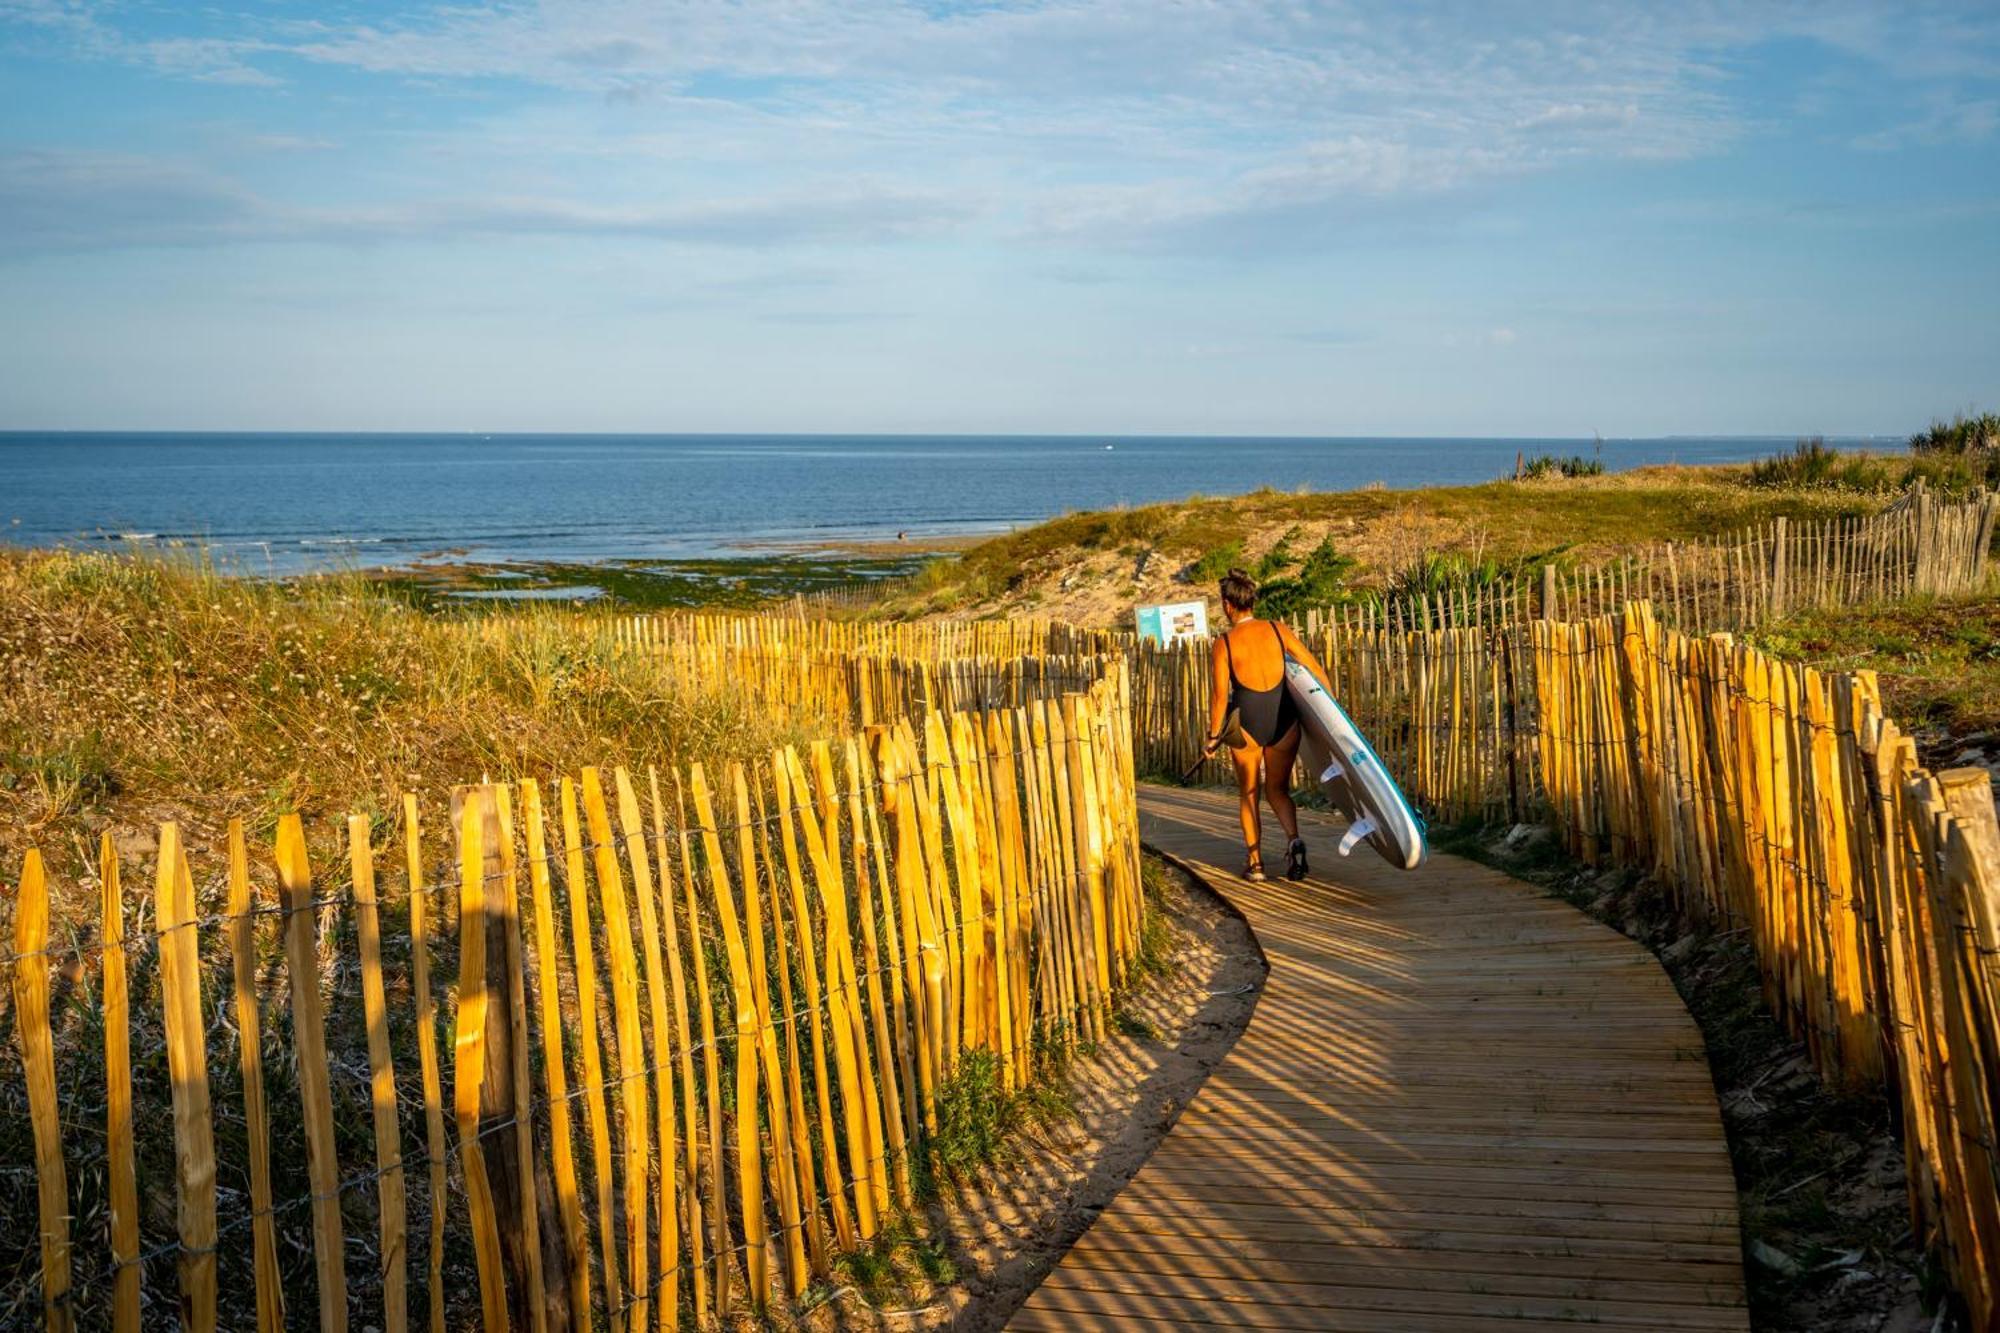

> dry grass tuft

[{"left": 0, "top": 548, "right": 825, "bottom": 884}]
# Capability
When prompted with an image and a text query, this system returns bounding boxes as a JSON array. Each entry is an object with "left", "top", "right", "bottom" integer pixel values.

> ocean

[{"left": 0, "top": 432, "right": 1882, "bottom": 576}]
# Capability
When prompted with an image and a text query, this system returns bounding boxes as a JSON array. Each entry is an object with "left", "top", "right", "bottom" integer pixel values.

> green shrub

[
  {"left": 1188, "top": 539, "right": 1246, "bottom": 583},
  {"left": 1254, "top": 527, "right": 1304, "bottom": 579},
  {"left": 927, "top": 1049, "right": 1012, "bottom": 1182},
  {"left": 1517, "top": 454, "right": 1605, "bottom": 480},
  {"left": 1128, "top": 898, "right": 1175, "bottom": 983},
  {"left": 1910, "top": 411, "right": 2000, "bottom": 456},
  {"left": 1906, "top": 452, "right": 1993, "bottom": 495},
  {"left": 1112, "top": 1007, "right": 1158, "bottom": 1039},
  {"left": 2, "top": 734, "right": 120, "bottom": 811},
  {"left": 1388, "top": 550, "right": 1505, "bottom": 601},
  {"left": 1749, "top": 433, "right": 1999, "bottom": 496},
  {"left": 1256, "top": 537, "right": 1359, "bottom": 621},
  {"left": 27, "top": 550, "right": 168, "bottom": 602},
  {"left": 1748, "top": 438, "right": 1896, "bottom": 491},
  {"left": 831, "top": 1216, "right": 958, "bottom": 1309}
]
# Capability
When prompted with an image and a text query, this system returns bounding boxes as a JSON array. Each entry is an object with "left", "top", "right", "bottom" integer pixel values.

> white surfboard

[{"left": 1285, "top": 660, "right": 1427, "bottom": 871}]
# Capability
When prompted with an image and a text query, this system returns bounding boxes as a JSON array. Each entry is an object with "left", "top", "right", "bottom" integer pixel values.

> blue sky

[{"left": 1, "top": 1, "right": 1995, "bottom": 435}]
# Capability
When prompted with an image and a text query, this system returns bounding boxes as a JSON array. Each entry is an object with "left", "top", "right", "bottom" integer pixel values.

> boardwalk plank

[{"left": 1009, "top": 788, "right": 1748, "bottom": 1331}]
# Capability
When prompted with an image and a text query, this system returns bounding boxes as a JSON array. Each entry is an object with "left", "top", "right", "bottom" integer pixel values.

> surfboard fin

[
  {"left": 1320, "top": 760, "right": 1344, "bottom": 782},
  {"left": 1338, "top": 817, "right": 1377, "bottom": 857}
]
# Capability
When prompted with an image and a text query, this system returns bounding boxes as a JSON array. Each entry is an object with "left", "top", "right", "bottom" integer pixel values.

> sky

[{"left": 0, "top": 1, "right": 1995, "bottom": 436}]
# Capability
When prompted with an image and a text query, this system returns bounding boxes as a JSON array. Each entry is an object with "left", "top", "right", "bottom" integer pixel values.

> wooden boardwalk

[{"left": 1011, "top": 787, "right": 1748, "bottom": 1332}]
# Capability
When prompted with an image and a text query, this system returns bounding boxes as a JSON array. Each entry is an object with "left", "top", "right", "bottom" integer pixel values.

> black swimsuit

[{"left": 1224, "top": 621, "right": 1300, "bottom": 748}]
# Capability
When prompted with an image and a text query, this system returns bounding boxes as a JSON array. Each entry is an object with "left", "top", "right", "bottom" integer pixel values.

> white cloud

[
  {"left": 0, "top": 150, "right": 265, "bottom": 251},
  {"left": 141, "top": 35, "right": 281, "bottom": 85},
  {"left": 1851, "top": 97, "right": 1999, "bottom": 151},
  {"left": 0, "top": 149, "right": 978, "bottom": 253},
  {"left": 3, "top": 0, "right": 1998, "bottom": 257}
]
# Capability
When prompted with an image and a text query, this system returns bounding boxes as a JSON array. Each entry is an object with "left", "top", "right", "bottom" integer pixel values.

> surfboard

[{"left": 1285, "top": 660, "right": 1427, "bottom": 871}]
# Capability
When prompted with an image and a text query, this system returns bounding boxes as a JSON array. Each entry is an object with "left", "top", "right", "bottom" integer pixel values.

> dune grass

[
  {"left": 1748, "top": 435, "right": 1998, "bottom": 495},
  {"left": 1911, "top": 411, "right": 2000, "bottom": 457},
  {"left": 1751, "top": 592, "right": 2000, "bottom": 749},
  {"left": 0, "top": 548, "right": 828, "bottom": 886}
]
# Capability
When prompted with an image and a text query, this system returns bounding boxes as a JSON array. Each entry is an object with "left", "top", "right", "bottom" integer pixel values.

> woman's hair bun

[{"left": 1218, "top": 568, "right": 1260, "bottom": 609}]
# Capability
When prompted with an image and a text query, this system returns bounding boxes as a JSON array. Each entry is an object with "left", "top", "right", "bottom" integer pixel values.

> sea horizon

[
  {"left": 2, "top": 430, "right": 1893, "bottom": 581},
  {"left": 1, "top": 428, "right": 1903, "bottom": 442}
]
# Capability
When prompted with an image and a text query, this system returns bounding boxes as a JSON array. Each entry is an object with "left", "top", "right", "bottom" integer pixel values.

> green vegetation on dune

[
  {"left": 1749, "top": 432, "right": 2000, "bottom": 495},
  {"left": 890, "top": 462, "right": 1888, "bottom": 622},
  {"left": 1911, "top": 410, "right": 2000, "bottom": 456},
  {"left": 1250, "top": 533, "right": 1363, "bottom": 621},
  {"left": 1752, "top": 593, "right": 2000, "bottom": 751},
  {"left": 1517, "top": 453, "right": 1606, "bottom": 479},
  {"left": 0, "top": 549, "right": 827, "bottom": 875}
]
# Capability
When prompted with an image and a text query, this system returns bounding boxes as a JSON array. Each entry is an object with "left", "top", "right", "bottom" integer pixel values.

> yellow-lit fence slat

[
  {"left": 649, "top": 768, "right": 709, "bottom": 1318},
  {"left": 772, "top": 751, "right": 857, "bottom": 1253},
  {"left": 577, "top": 769, "right": 651, "bottom": 1331},
  {"left": 7, "top": 662, "right": 1151, "bottom": 1326},
  {"left": 558, "top": 778, "right": 625, "bottom": 1333},
  {"left": 757, "top": 770, "right": 830, "bottom": 1276},
  {"left": 404, "top": 796, "right": 451, "bottom": 1333},
  {"left": 491, "top": 789, "right": 551, "bottom": 1333},
  {"left": 521, "top": 780, "right": 593, "bottom": 1333},
  {"left": 453, "top": 797, "right": 510, "bottom": 1333},
  {"left": 158, "top": 825, "right": 217, "bottom": 1333},
  {"left": 100, "top": 836, "right": 139, "bottom": 1333},
  {"left": 228, "top": 821, "right": 283, "bottom": 1333},
  {"left": 276, "top": 816, "right": 346, "bottom": 1333},
  {"left": 15, "top": 849, "right": 71, "bottom": 1333},
  {"left": 690, "top": 764, "right": 769, "bottom": 1306},
  {"left": 743, "top": 767, "right": 811, "bottom": 1296},
  {"left": 664, "top": 775, "right": 714, "bottom": 1320},
  {"left": 349, "top": 817, "right": 408, "bottom": 1333},
  {"left": 611, "top": 765, "right": 680, "bottom": 1330}
]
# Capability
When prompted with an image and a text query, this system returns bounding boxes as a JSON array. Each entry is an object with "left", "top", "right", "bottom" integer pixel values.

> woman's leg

[
  {"left": 1263, "top": 724, "right": 1303, "bottom": 843},
  {"left": 1229, "top": 740, "right": 1265, "bottom": 865}
]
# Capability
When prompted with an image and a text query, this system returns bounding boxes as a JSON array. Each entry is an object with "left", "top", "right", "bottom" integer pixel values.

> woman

[{"left": 1201, "top": 568, "right": 1332, "bottom": 882}]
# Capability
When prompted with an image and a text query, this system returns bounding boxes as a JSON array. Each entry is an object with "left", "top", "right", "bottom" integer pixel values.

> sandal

[
  {"left": 1243, "top": 848, "right": 1267, "bottom": 882},
  {"left": 1286, "top": 838, "right": 1309, "bottom": 882}
]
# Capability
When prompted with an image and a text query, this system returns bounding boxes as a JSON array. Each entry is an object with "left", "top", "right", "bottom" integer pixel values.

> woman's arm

[
  {"left": 1276, "top": 621, "right": 1333, "bottom": 692},
  {"left": 1205, "top": 635, "right": 1233, "bottom": 753}
]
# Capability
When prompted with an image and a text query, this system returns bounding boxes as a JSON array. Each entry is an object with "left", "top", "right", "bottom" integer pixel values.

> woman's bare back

[{"left": 1221, "top": 618, "right": 1288, "bottom": 690}]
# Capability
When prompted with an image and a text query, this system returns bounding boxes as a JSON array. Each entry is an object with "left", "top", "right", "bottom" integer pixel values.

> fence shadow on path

[{"left": 1010, "top": 785, "right": 1750, "bottom": 1332}]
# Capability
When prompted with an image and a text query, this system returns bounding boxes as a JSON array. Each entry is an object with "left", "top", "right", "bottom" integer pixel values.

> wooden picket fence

[
  {"left": 625, "top": 644, "right": 1113, "bottom": 729},
  {"left": 1530, "top": 601, "right": 2000, "bottom": 1327},
  {"left": 674, "top": 486, "right": 1995, "bottom": 636},
  {"left": 1129, "top": 626, "right": 1530, "bottom": 828},
  {"left": 1, "top": 669, "right": 1144, "bottom": 1331},
  {"left": 18, "top": 567, "right": 2000, "bottom": 1326},
  {"left": 1126, "top": 486, "right": 1995, "bottom": 822},
  {"left": 1288, "top": 486, "right": 1998, "bottom": 637},
  {"left": 597, "top": 611, "right": 1124, "bottom": 660},
  {"left": 784, "top": 575, "right": 922, "bottom": 617},
  {"left": 1130, "top": 597, "right": 2000, "bottom": 1323}
]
